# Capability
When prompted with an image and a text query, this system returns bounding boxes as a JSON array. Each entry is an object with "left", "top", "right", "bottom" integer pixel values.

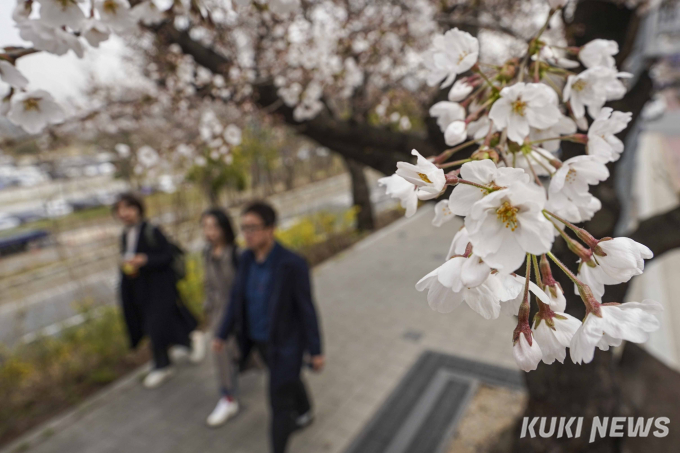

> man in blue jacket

[{"left": 213, "top": 201, "right": 324, "bottom": 453}]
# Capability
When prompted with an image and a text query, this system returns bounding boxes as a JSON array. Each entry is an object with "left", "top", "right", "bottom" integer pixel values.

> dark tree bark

[{"left": 344, "top": 157, "right": 375, "bottom": 232}]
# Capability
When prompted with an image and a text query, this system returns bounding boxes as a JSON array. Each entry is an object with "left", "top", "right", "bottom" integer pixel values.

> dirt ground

[{"left": 447, "top": 384, "right": 527, "bottom": 453}]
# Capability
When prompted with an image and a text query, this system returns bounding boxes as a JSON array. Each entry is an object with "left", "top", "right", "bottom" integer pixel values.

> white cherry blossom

[
  {"left": 544, "top": 283, "right": 567, "bottom": 312},
  {"left": 81, "top": 19, "right": 111, "bottom": 48},
  {"left": 579, "top": 39, "right": 618, "bottom": 69},
  {"left": 378, "top": 174, "right": 418, "bottom": 218},
  {"left": 13, "top": 0, "right": 32, "bottom": 22},
  {"left": 131, "top": 1, "right": 165, "bottom": 25},
  {"left": 422, "top": 28, "right": 479, "bottom": 87},
  {"left": 429, "top": 101, "right": 465, "bottom": 132},
  {"left": 444, "top": 120, "right": 467, "bottom": 146},
  {"left": 96, "top": 0, "right": 135, "bottom": 32},
  {"left": 501, "top": 275, "right": 561, "bottom": 316},
  {"left": 137, "top": 145, "right": 160, "bottom": 167},
  {"left": 546, "top": 189, "right": 601, "bottom": 224},
  {"left": 510, "top": 148, "right": 556, "bottom": 177},
  {"left": 538, "top": 46, "right": 579, "bottom": 69},
  {"left": 467, "top": 116, "right": 494, "bottom": 140},
  {"left": 396, "top": 149, "right": 446, "bottom": 200},
  {"left": 223, "top": 124, "right": 242, "bottom": 146},
  {"left": 447, "top": 226, "right": 470, "bottom": 259},
  {"left": 529, "top": 114, "right": 577, "bottom": 152},
  {"left": 17, "top": 20, "right": 85, "bottom": 57},
  {"left": 570, "top": 300, "right": 662, "bottom": 364},
  {"left": 37, "top": 0, "right": 86, "bottom": 30},
  {"left": 513, "top": 332, "right": 543, "bottom": 372},
  {"left": 7, "top": 90, "right": 65, "bottom": 134},
  {"left": 416, "top": 263, "right": 521, "bottom": 319},
  {"left": 432, "top": 200, "right": 455, "bottom": 227},
  {"left": 549, "top": 155, "right": 609, "bottom": 204},
  {"left": 448, "top": 80, "right": 474, "bottom": 102},
  {"left": 0, "top": 61, "right": 29, "bottom": 89},
  {"left": 576, "top": 237, "right": 653, "bottom": 300},
  {"left": 533, "top": 312, "right": 581, "bottom": 364},
  {"left": 466, "top": 181, "right": 554, "bottom": 272},
  {"left": 489, "top": 82, "right": 561, "bottom": 144},
  {"left": 564, "top": 67, "right": 629, "bottom": 119},
  {"left": 449, "top": 160, "right": 529, "bottom": 217},
  {"left": 587, "top": 108, "right": 632, "bottom": 162}
]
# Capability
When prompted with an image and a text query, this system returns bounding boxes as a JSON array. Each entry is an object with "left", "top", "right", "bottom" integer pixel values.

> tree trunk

[{"left": 344, "top": 157, "right": 375, "bottom": 232}]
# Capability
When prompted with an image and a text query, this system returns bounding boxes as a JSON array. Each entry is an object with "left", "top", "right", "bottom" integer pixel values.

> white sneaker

[
  {"left": 189, "top": 331, "right": 206, "bottom": 364},
  {"left": 143, "top": 367, "right": 175, "bottom": 389},
  {"left": 296, "top": 411, "right": 314, "bottom": 429},
  {"left": 206, "top": 398, "right": 239, "bottom": 427}
]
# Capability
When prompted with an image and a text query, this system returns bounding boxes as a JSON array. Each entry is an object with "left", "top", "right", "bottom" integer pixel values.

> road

[{"left": 0, "top": 172, "right": 397, "bottom": 346}]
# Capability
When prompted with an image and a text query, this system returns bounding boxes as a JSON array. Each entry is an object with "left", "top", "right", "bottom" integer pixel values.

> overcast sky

[{"left": 1, "top": 4, "right": 141, "bottom": 111}]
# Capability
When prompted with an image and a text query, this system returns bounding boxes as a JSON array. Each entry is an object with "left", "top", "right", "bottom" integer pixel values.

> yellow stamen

[
  {"left": 496, "top": 201, "right": 520, "bottom": 231},
  {"left": 22, "top": 98, "right": 40, "bottom": 112},
  {"left": 512, "top": 99, "right": 527, "bottom": 116},
  {"left": 418, "top": 173, "right": 432, "bottom": 184},
  {"left": 103, "top": 0, "right": 119, "bottom": 14},
  {"left": 572, "top": 79, "right": 587, "bottom": 92}
]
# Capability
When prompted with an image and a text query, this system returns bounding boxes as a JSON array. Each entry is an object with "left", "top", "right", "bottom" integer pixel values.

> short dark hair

[
  {"left": 113, "top": 192, "right": 145, "bottom": 218},
  {"left": 201, "top": 208, "right": 236, "bottom": 245},
  {"left": 242, "top": 201, "right": 277, "bottom": 227}
]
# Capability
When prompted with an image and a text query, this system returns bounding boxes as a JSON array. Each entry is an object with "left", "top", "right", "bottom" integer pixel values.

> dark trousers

[
  {"left": 152, "top": 336, "right": 190, "bottom": 369},
  {"left": 254, "top": 342, "right": 311, "bottom": 453}
]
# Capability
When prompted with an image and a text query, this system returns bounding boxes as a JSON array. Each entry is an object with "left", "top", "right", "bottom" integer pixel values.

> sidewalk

[{"left": 3, "top": 204, "right": 517, "bottom": 453}]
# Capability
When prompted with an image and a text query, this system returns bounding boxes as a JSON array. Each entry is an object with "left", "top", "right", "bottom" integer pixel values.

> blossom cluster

[
  {"left": 0, "top": 0, "right": 293, "bottom": 135},
  {"left": 379, "top": 1, "right": 661, "bottom": 371}
]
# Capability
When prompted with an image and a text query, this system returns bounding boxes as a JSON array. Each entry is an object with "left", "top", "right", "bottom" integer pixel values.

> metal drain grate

[{"left": 344, "top": 351, "right": 524, "bottom": 453}]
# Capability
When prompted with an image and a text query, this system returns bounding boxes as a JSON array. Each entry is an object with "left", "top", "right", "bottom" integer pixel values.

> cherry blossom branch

[
  {"left": 543, "top": 213, "right": 593, "bottom": 262},
  {"left": 472, "top": 65, "right": 499, "bottom": 93},
  {"left": 543, "top": 210, "right": 599, "bottom": 248},
  {"left": 546, "top": 251, "right": 583, "bottom": 287},
  {"left": 531, "top": 254, "right": 542, "bottom": 290},
  {"left": 438, "top": 158, "right": 472, "bottom": 169},
  {"left": 433, "top": 138, "right": 483, "bottom": 164},
  {"left": 529, "top": 152, "right": 555, "bottom": 176},
  {"left": 519, "top": 254, "right": 532, "bottom": 322},
  {"left": 0, "top": 47, "right": 39, "bottom": 63}
]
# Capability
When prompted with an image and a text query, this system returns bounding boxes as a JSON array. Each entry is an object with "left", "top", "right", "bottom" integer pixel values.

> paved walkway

[{"left": 3, "top": 205, "right": 517, "bottom": 453}]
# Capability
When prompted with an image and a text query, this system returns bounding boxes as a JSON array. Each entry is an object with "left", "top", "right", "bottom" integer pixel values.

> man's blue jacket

[{"left": 217, "top": 241, "right": 323, "bottom": 388}]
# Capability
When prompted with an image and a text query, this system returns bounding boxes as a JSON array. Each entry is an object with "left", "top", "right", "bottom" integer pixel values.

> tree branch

[
  {"left": 435, "top": 15, "right": 526, "bottom": 41},
  {"left": 156, "top": 22, "right": 436, "bottom": 175}
]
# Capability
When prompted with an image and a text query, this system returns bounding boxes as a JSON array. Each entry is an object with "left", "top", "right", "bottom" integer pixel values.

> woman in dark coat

[{"left": 114, "top": 193, "right": 200, "bottom": 388}]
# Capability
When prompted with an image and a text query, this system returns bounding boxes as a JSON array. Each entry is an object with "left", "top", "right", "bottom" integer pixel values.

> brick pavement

[{"left": 3, "top": 204, "right": 518, "bottom": 453}]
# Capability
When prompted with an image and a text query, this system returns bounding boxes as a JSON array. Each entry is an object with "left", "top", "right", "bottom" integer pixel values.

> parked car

[{"left": 0, "top": 229, "right": 50, "bottom": 256}]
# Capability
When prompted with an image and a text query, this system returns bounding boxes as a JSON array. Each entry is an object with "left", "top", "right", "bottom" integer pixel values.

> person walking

[
  {"left": 213, "top": 201, "right": 324, "bottom": 453},
  {"left": 201, "top": 208, "right": 242, "bottom": 427},
  {"left": 114, "top": 192, "right": 204, "bottom": 389}
]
